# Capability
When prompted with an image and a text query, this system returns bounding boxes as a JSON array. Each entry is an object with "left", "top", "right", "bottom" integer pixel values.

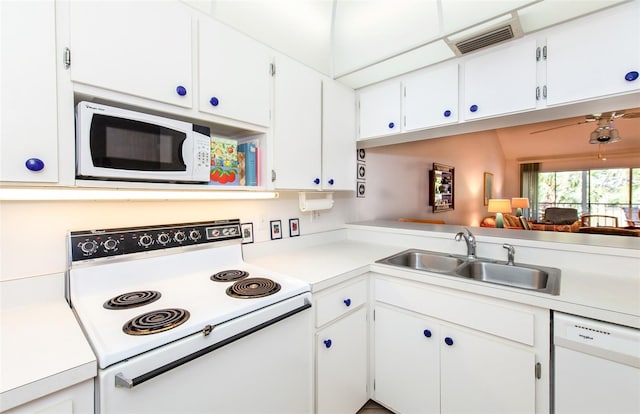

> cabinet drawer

[
  {"left": 315, "top": 279, "right": 367, "bottom": 327},
  {"left": 375, "top": 277, "right": 535, "bottom": 346}
]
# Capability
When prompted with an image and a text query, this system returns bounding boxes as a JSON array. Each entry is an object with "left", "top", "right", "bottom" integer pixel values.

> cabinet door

[
  {"left": 272, "top": 54, "right": 322, "bottom": 190},
  {"left": 374, "top": 306, "right": 440, "bottom": 414},
  {"left": 545, "top": 2, "right": 640, "bottom": 106},
  {"left": 404, "top": 64, "right": 459, "bottom": 131},
  {"left": 358, "top": 80, "right": 402, "bottom": 139},
  {"left": 463, "top": 38, "right": 537, "bottom": 120},
  {"left": 1, "top": 0, "right": 58, "bottom": 182},
  {"left": 440, "top": 324, "right": 536, "bottom": 414},
  {"left": 69, "top": 1, "right": 192, "bottom": 107},
  {"left": 322, "top": 80, "right": 356, "bottom": 191},
  {"left": 316, "top": 307, "right": 368, "bottom": 414},
  {"left": 199, "top": 19, "right": 271, "bottom": 127}
]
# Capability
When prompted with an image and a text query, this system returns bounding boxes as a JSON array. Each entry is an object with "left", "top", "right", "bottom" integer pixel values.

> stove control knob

[
  {"left": 78, "top": 240, "right": 99, "bottom": 255},
  {"left": 103, "top": 238, "right": 119, "bottom": 252},
  {"left": 229, "top": 227, "right": 238, "bottom": 235},
  {"left": 157, "top": 232, "right": 170, "bottom": 245},
  {"left": 222, "top": 228, "right": 230, "bottom": 236},
  {"left": 189, "top": 229, "right": 202, "bottom": 242},
  {"left": 138, "top": 234, "right": 154, "bottom": 248},
  {"left": 174, "top": 231, "right": 187, "bottom": 243}
]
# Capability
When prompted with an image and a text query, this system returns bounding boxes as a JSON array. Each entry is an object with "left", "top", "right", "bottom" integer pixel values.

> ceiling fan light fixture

[{"left": 588, "top": 124, "right": 621, "bottom": 144}]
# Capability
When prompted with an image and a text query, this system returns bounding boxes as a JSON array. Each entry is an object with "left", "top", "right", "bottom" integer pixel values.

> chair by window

[
  {"left": 542, "top": 208, "right": 579, "bottom": 225},
  {"left": 580, "top": 214, "right": 619, "bottom": 227}
]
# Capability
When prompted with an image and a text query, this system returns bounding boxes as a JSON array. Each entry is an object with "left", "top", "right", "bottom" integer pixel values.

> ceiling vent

[{"left": 446, "top": 15, "right": 524, "bottom": 56}]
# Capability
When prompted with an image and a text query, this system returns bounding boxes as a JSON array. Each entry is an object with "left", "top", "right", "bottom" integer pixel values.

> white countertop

[
  {"left": 0, "top": 274, "right": 96, "bottom": 412},
  {"left": 244, "top": 224, "right": 640, "bottom": 329}
]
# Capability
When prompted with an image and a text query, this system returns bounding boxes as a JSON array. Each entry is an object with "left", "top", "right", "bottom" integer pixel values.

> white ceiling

[{"left": 184, "top": 0, "right": 629, "bottom": 88}]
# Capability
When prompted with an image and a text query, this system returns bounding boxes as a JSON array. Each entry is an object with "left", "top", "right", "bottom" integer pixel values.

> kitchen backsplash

[{"left": 0, "top": 192, "right": 356, "bottom": 281}]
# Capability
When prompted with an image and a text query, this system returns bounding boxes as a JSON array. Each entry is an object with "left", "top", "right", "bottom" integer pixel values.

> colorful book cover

[
  {"left": 210, "top": 137, "right": 239, "bottom": 185},
  {"left": 238, "top": 141, "right": 258, "bottom": 186}
]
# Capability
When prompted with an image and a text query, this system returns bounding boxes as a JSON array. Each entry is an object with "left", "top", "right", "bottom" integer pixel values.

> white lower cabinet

[
  {"left": 314, "top": 278, "right": 369, "bottom": 414},
  {"left": 2, "top": 379, "right": 93, "bottom": 414},
  {"left": 373, "top": 275, "right": 549, "bottom": 414}
]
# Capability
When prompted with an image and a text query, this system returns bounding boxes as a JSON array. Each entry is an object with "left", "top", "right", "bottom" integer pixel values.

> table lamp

[
  {"left": 488, "top": 199, "right": 512, "bottom": 228},
  {"left": 511, "top": 197, "right": 530, "bottom": 217}
]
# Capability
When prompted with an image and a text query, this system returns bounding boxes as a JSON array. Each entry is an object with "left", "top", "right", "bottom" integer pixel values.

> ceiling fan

[{"left": 530, "top": 110, "right": 640, "bottom": 144}]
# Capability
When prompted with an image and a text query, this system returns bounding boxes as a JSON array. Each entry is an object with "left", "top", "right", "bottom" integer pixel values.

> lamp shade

[
  {"left": 487, "top": 199, "right": 512, "bottom": 213},
  {"left": 511, "top": 198, "right": 530, "bottom": 209}
]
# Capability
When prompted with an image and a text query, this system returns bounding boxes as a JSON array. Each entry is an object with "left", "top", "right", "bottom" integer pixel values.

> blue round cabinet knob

[
  {"left": 176, "top": 85, "right": 187, "bottom": 96},
  {"left": 625, "top": 71, "right": 639, "bottom": 82},
  {"left": 328, "top": 179, "right": 334, "bottom": 185},
  {"left": 469, "top": 104, "right": 478, "bottom": 113},
  {"left": 25, "top": 158, "right": 45, "bottom": 172},
  {"left": 423, "top": 329, "right": 432, "bottom": 338},
  {"left": 313, "top": 178, "right": 320, "bottom": 185},
  {"left": 324, "top": 339, "right": 332, "bottom": 348},
  {"left": 388, "top": 122, "right": 395, "bottom": 129},
  {"left": 444, "top": 110, "right": 452, "bottom": 117},
  {"left": 209, "top": 97, "right": 219, "bottom": 106},
  {"left": 444, "top": 337, "right": 454, "bottom": 346},
  {"left": 343, "top": 298, "right": 351, "bottom": 307}
]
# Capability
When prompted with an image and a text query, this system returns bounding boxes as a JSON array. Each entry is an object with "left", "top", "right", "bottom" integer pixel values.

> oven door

[{"left": 97, "top": 293, "right": 313, "bottom": 414}]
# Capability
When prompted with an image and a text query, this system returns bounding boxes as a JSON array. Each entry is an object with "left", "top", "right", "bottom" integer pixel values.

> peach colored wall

[{"left": 355, "top": 130, "right": 510, "bottom": 226}]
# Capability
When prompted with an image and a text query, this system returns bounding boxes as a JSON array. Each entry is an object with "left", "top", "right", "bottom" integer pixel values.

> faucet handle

[{"left": 503, "top": 243, "right": 515, "bottom": 265}]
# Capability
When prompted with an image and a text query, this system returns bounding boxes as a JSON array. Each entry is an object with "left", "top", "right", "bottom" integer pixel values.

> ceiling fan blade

[
  {"left": 620, "top": 112, "right": 640, "bottom": 119},
  {"left": 529, "top": 120, "right": 590, "bottom": 134}
]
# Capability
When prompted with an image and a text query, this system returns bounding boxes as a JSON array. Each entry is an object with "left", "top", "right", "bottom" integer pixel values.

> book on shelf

[
  {"left": 238, "top": 141, "right": 258, "bottom": 186},
  {"left": 209, "top": 137, "right": 239, "bottom": 186}
]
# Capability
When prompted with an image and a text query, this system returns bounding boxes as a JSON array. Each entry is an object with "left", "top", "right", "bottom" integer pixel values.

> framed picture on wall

[
  {"left": 240, "top": 222, "right": 254, "bottom": 244},
  {"left": 289, "top": 218, "right": 300, "bottom": 237},
  {"left": 484, "top": 172, "right": 494, "bottom": 206},
  {"left": 270, "top": 220, "right": 282, "bottom": 240},
  {"left": 429, "top": 163, "right": 455, "bottom": 213}
]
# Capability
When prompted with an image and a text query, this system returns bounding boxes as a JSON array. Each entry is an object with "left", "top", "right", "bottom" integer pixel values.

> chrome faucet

[
  {"left": 503, "top": 243, "right": 515, "bottom": 265},
  {"left": 455, "top": 228, "right": 477, "bottom": 260}
]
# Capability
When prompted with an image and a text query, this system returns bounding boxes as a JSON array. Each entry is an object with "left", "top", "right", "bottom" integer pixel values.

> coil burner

[
  {"left": 103, "top": 290, "right": 161, "bottom": 310},
  {"left": 123, "top": 308, "right": 190, "bottom": 336},
  {"left": 226, "top": 278, "right": 281, "bottom": 299},
  {"left": 210, "top": 269, "right": 250, "bottom": 282}
]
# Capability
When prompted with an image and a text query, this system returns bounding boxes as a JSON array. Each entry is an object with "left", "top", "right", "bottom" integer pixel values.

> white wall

[
  {"left": 355, "top": 129, "right": 508, "bottom": 227},
  {"left": 0, "top": 192, "right": 355, "bottom": 281}
]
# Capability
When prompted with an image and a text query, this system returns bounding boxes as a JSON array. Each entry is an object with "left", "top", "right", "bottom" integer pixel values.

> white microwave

[{"left": 76, "top": 101, "right": 211, "bottom": 183}]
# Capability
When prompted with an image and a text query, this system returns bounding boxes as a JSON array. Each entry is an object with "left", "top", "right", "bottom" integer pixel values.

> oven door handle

[{"left": 114, "top": 301, "right": 311, "bottom": 389}]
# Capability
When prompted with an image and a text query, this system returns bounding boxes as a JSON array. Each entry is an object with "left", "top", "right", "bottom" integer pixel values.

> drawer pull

[
  {"left": 343, "top": 298, "right": 351, "bottom": 307},
  {"left": 444, "top": 337, "right": 454, "bottom": 346},
  {"left": 423, "top": 329, "right": 432, "bottom": 338},
  {"left": 323, "top": 339, "right": 332, "bottom": 349},
  {"left": 176, "top": 85, "right": 187, "bottom": 96}
]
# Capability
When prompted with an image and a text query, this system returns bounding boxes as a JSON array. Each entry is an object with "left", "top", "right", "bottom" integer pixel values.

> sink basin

[
  {"left": 376, "top": 249, "right": 464, "bottom": 273},
  {"left": 376, "top": 249, "right": 561, "bottom": 295},
  {"left": 455, "top": 261, "right": 560, "bottom": 295}
]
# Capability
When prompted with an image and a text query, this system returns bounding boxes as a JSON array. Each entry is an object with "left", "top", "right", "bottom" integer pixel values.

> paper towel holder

[{"left": 298, "top": 192, "right": 334, "bottom": 212}]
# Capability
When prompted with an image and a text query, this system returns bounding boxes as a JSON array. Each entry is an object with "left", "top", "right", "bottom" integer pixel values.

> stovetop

[{"left": 67, "top": 220, "right": 310, "bottom": 369}]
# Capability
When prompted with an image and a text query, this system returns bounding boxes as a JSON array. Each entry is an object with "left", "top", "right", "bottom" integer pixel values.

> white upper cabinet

[
  {"left": 1, "top": 0, "right": 58, "bottom": 182},
  {"left": 463, "top": 38, "right": 538, "bottom": 120},
  {"left": 272, "top": 53, "right": 322, "bottom": 190},
  {"left": 358, "top": 79, "right": 402, "bottom": 140},
  {"left": 68, "top": 1, "right": 193, "bottom": 108},
  {"left": 198, "top": 20, "right": 271, "bottom": 127},
  {"left": 544, "top": 2, "right": 640, "bottom": 106},
  {"left": 403, "top": 63, "right": 459, "bottom": 131},
  {"left": 322, "top": 80, "right": 356, "bottom": 191}
]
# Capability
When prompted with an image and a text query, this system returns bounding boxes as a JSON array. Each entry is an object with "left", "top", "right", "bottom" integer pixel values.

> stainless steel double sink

[{"left": 376, "top": 249, "right": 561, "bottom": 295}]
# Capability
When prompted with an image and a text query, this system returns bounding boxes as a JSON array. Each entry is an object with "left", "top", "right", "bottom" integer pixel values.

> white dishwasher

[{"left": 553, "top": 312, "right": 640, "bottom": 414}]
